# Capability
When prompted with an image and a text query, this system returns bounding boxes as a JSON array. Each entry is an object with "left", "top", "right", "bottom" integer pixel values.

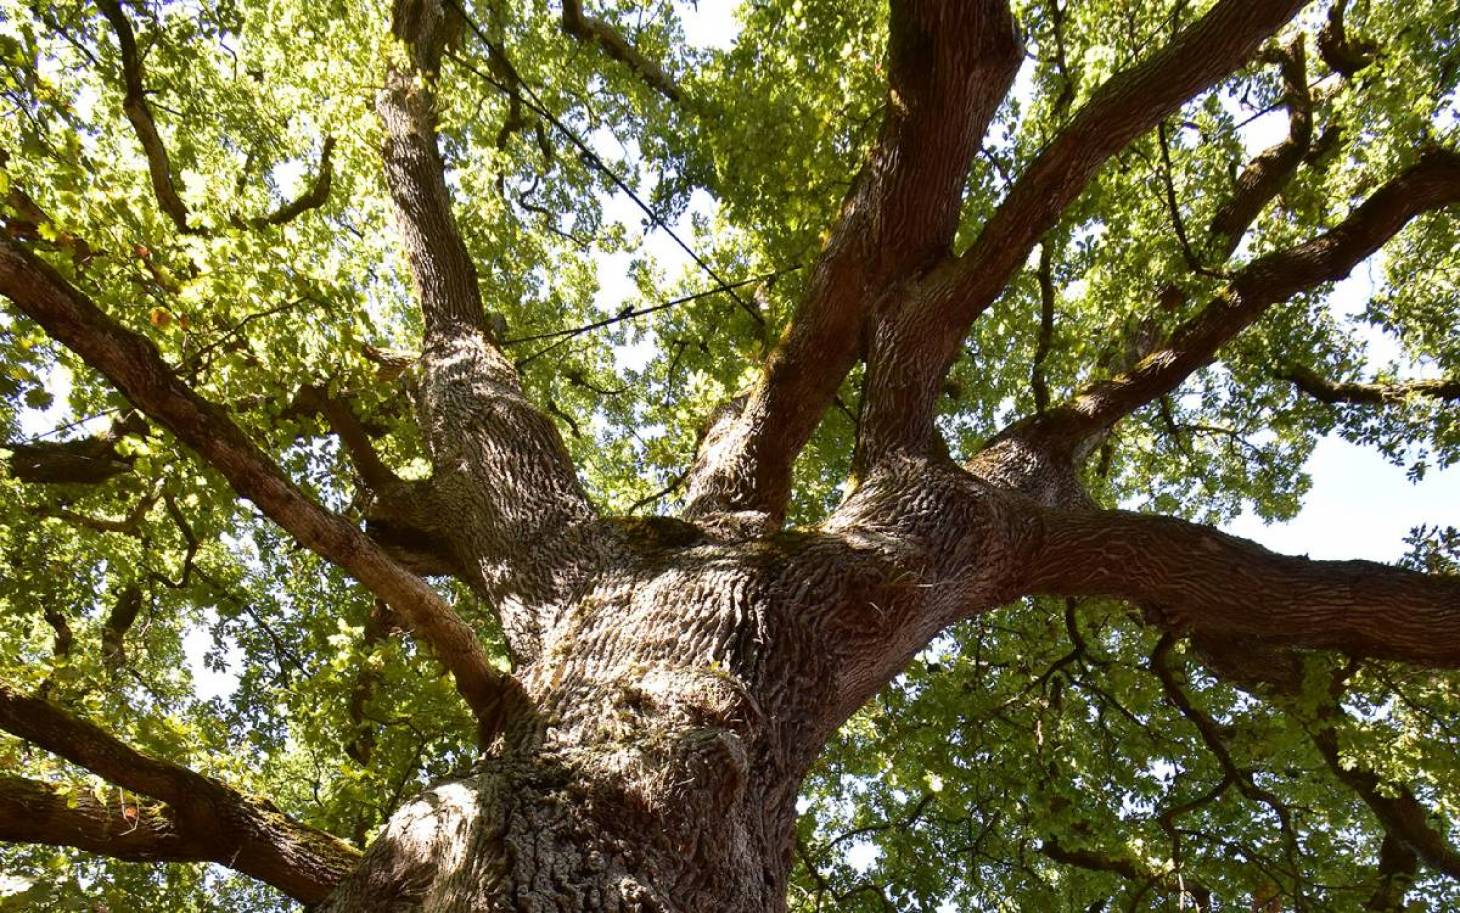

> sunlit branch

[
  {"left": 1281, "top": 364, "right": 1460, "bottom": 405},
  {"left": 0, "top": 235, "right": 518, "bottom": 739},
  {"left": 559, "top": 0, "right": 681, "bottom": 102},
  {"left": 683, "top": 0, "right": 1023, "bottom": 525}
]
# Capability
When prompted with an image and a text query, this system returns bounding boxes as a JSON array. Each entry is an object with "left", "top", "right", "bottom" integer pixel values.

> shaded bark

[
  {"left": 1208, "top": 38, "right": 1312, "bottom": 260},
  {"left": 1317, "top": 0, "right": 1377, "bottom": 79},
  {"left": 1028, "top": 506, "right": 1460, "bottom": 666},
  {"left": 0, "top": 776, "right": 196, "bottom": 864},
  {"left": 5, "top": 415, "right": 143, "bottom": 485}
]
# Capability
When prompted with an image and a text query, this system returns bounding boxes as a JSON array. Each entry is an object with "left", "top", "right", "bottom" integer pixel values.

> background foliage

[{"left": 2, "top": 0, "right": 1458, "bottom": 908}]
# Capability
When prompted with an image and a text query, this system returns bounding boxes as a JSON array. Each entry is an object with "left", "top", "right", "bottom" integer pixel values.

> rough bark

[
  {"left": 6, "top": 0, "right": 1460, "bottom": 909},
  {"left": 1027, "top": 506, "right": 1460, "bottom": 665},
  {"left": 317, "top": 450, "right": 1042, "bottom": 912},
  {"left": 378, "top": 0, "right": 599, "bottom": 664}
]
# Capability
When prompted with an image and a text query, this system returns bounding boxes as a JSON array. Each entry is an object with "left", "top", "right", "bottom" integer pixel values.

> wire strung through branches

[{"left": 444, "top": 0, "right": 765, "bottom": 328}]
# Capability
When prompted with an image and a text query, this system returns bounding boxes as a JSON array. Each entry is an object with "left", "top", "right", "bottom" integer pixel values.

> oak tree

[{"left": 2, "top": 0, "right": 1459, "bottom": 909}]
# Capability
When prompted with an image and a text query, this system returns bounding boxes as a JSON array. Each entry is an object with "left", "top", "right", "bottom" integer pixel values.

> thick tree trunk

[
  {"left": 318, "top": 525, "right": 853, "bottom": 912},
  {"left": 320, "top": 738, "right": 797, "bottom": 913}
]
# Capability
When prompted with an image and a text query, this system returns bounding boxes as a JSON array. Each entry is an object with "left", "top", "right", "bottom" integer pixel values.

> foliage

[{"left": 1, "top": 0, "right": 1458, "bottom": 909}]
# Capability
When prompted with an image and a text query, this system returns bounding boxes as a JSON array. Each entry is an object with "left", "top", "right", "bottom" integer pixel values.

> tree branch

[
  {"left": 1317, "top": 0, "right": 1376, "bottom": 79},
  {"left": 682, "top": 0, "right": 1023, "bottom": 525},
  {"left": 0, "top": 775, "right": 195, "bottom": 864},
  {"left": 96, "top": 0, "right": 193, "bottom": 234},
  {"left": 242, "top": 137, "right": 337, "bottom": 230},
  {"left": 1366, "top": 833, "right": 1419, "bottom": 912},
  {"left": 1191, "top": 635, "right": 1460, "bottom": 881},
  {"left": 1031, "top": 239, "right": 1057, "bottom": 413},
  {"left": 378, "top": 0, "right": 601, "bottom": 660},
  {"left": 560, "top": 0, "right": 681, "bottom": 102},
  {"left": 978, "top": 148, "right": 1460, "bottom": 486},
  {"left": 289, "top": 383, "right": 403, "bottom": 492},
  {"left": 1208, "top": 37, "right": 1312, "bottom": 260},
  {"left": 1026, "top": 505, "right": 1460, "bottom": 666},
  {"left": 0, "top": 236, "right": 517, "bottom": 738},
  {"left": 101, "top": 582, "right": 143, "bottom": 673},
  {"left": 5, "top": 414, "right": 145, "bottom": 486},
  {"left": 856, "top": 0, "right": 1306, "bottom": 466},
  {"left": 96, "top": 2, "right": 333, "bottom": 234},
  {"left": 1041, "top": 837, "right": 1212, "bottom": 908},
  {"left": 1281, "top": 364, "right": 1460, "bottom": 405},
  {"left": 0, "top": 684, "right": 360, "bottom": 903}
]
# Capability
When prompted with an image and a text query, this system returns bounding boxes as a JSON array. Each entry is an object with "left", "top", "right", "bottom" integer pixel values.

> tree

[{"left": 1, "top": 0, "right": 1458, "bottom": 907}]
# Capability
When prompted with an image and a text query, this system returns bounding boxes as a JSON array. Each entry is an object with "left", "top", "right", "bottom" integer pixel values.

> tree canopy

[{"left": 1, "top": 0, "right": 1459, "bottom": 909}]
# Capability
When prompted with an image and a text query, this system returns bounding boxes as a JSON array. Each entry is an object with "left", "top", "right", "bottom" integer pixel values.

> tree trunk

[{"left": 319, "top": 523, "right": 854, "bottom": 912}]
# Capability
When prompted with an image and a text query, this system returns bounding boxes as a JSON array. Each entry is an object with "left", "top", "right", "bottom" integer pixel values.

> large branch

[
  {"left": 0, "top": 237, "right": 516, "bottom": 737},
  {"left": 1317, "top": 0, "right": 1376, "bottom": 79},
  {"left": 1208, "top": 37, "right": 1312, "bottom": 260},
  {"left": 0, "top": 684, "right": 359, "bottom": 903},
  {"left": 974, "top": 148, "right": 1460, "bottom": 493},
  {"left": 0, "top": 776, "right": 196, "bottom": 864},
  {"left": 1281, "top": 364, "right": 1460, "bottom": 405},
  {"left": 560, "top": 0, "right": 681, "bottom": 102},
  {"left": 682, "top": 0, "right": 1022, "bottom": 525},
  {"left": 1026, "top": 506, "right": 1460, "bottom": 666},
  {"left": 856, "top": 0, "right": 1306, "bottom": 466},
  {"left": 96, "top": 2, "right": 333, "bottom": 234},
  {"left": 5, "top": 414, "right": 144, "bottom": 485},
  {"left": 378, "top": 0, "right": 600, "bottom": 660},
  {"left": 96, "top": 0, "right": 192, "bottom": 233}
]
